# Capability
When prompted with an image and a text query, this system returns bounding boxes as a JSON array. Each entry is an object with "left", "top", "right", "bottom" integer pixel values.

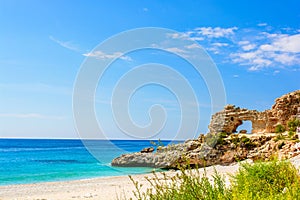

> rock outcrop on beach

[
  {"left": 112, "top": 143, "right": 188, "bottom": 168},
  {"left": 209, "top": 90, "right": 300, "bottom": 134},
  {"left": 111, "top": 90, "right": 300, "bottom": 169}
]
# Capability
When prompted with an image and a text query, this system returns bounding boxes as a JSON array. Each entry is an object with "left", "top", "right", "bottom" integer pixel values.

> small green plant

[
  {"left": 288, "top": 131, "right": 296, "bottom": 138},
  {"left": 230, "top": 135, "right": 240, "bottom": 145},
  {"left": 240, "top": 136, "right": 250, "bottom": 143},
  {"left": 150, "top": 139, "right": 165, "bottom": 148},
  {"left": 275, "top": 124, "right": 286, "bottom": 133},
  {"left": 288, "top": 119, "right": 300, "bottom": 132},
  {"left": 278, "top": 141, "right": 285, "bottom": 149},
  {"left": 275, "top": 133, "right": 286, "bottom": 141}
]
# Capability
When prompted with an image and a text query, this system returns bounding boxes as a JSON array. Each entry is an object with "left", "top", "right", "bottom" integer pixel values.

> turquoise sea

[{"left": 0, "top": 139, "right": 177, "bottom": 186}]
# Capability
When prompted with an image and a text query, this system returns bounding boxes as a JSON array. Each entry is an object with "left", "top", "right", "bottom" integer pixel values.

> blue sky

[{"left": 0, "top": 0, "right": 299, "bottom": 139}]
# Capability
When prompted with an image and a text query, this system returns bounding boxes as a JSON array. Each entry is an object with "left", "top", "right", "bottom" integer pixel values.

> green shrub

[
  {"left": 231, "top": 160, "right": 300, "bottom": 199},
  {"left": 240, "top": 136, "right": 250, "bottom": 143},
  {"left": 129, "top": 160, "right": 300, "bottom": 200},
  {"left": 275, "top": 133, "right": 286, "bottom": 142},
  {"left": 129, "top": 168, "right": 231, "bottom": 200},
  {"left": 288, "top": 119, "right": 300, "bottom": 132},
  {"left": 275, "top": 124, "right": 286, "bottom": 133},
  {"left": 215, "top": 132, "right": 230, "bottom": 145},
  {"left": 288, "top": 131, "right": 296, "bottom": 138},
  {"left": 230, "top": 135, "right": 240, "bottom": 145}
]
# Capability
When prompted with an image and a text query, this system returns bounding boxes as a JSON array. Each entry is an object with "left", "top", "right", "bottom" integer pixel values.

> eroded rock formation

[
  {"left": 111, "top": 90, "right": 300, "bottom": 169},
  {"left": 209, "top": 90, "right": 300, "bottom": 134}
]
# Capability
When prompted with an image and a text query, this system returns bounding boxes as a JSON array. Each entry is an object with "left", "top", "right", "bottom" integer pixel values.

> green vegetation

[
  {"left": 129, "top": 168, "right": 231, "bottom": 200},
  {"left": 275, "top": 124, "right": 286, "bottom": 133},
  {"left": 232, "top": 160, "right": 300, "bottom": 200},
  {"left": 129, "top": 160, "right": 300, "bottom": 200},
  {"left": 150, "top": 139, "right": 165, "bottom": 148},
  {"left": 288, "top": 130, "right": 296, "bottom": 138},
  {"left": 288, "top": 119, "right": 300, "bottom": 132},
  {"left": 240, "top": 136, "right": 256, "bottom": 149},
  {"left": 278, "top": 141, "right": 285, "bottom": 149}
]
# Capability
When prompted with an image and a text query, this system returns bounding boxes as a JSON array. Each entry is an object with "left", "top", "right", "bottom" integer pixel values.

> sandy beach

[
  {"left": 0, "top": 163, "right": 241, "bottom": 200},
  {"left": 1, "top": 155, "right": 299, "bottom": 200}
]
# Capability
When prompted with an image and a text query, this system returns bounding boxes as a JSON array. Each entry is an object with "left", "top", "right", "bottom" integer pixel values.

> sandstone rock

[
  {"left": 208, "top": 90, "right": 300, "bottom": 134},
  {"left": 140, "top": 147, "right": 154, "bottom": 153},
  {"left": 239, "top": 130, "right": 247, "bottom": 134},
  {"left": 111, "top": 90, "right": 300, "bottom": 169}
]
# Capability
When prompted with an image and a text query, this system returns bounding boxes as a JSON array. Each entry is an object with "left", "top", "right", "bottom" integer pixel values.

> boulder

[{"left": 140, "top": 147, "right": 154, "bottom": 153}]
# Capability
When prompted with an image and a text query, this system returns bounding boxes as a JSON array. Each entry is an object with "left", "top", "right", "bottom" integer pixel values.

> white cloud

[
  {"left": 228, "top": 30, "right": 300, "bottom": 70},
  {"left": 185, "top": 43, "right": 201, "bottom": 49},
  {"left": 165, "top": 47, "right": 186, "bottom": 54},
  {"left": 251, "top": 58, "right": 272, "bottom": 69},
  {"left": 0, "top": 113, "right": 65, "bottom": 120},
  {"left": 232, "top": 51, "right": 257, "bottom": 60},
  {"left": 166, "top": 26, "right": 300, "bottom": 71},
  {"left": 233, "top": 75, "right": 239, "bottom": 78},
  {"left": 190, "top": 37, "right": 205, "bottom": 41},
  {"left": 49, "top": 36, "right": 79, "bottom": 51},
  {"left": 260, "top": 34, "right": 300, "bottom": 53},
  {"left": 257, "top": 23, "right": 268, "bottom": 27},
  {"left": 166, "top": 32, "right": 191, "bottom": 40},
  {"left": 238, "top": 41, "right": 250, "bottom": 45},
  {"left": 231, "top": 50, "right": 272, "bottom": 71},
  {"left": 83, "top": 51, "right": 132, "bottom": 61},
  {"left": 212, "top": 42, "right": 229, "bottom": 47},
  {"left": 194, "top": 27, "right": 238, "bottom": 38},
  {"left": 270, "top": 53, "right": 298, "bottom": 65},
  {"left": 241, "top": 44, "right": 256, "bottom": 51}
]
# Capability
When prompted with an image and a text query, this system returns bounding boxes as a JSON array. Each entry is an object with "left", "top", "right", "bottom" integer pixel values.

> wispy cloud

[
  {"left": 83, "top": 50, "right": 132, "bottom": 61},
  {"left": 49, "top": 35, "right": 80, "bottom": 52},
  {"left": 164, "top": 47, "right": 187, "bottom": 55},
  {"left": 167, "top": 27, "right": 237, "bottom": 40},
  {"left": 194, "top": 27, "right": 238, "bottom": 38},
  {"left": 172, "top": 26, "right": 300, "bottom": 71},
  {"left": 257, "top": 23, "right": 268, "bottom": 27},
  {"left": 260, "top": 34, "right": 300, "bottom": 53},
  {"left": 230, "top": 32, "right": 300, "bottom": 71},
  {"left": 0, "top": 113, "right": 66, "bottom": 120}
]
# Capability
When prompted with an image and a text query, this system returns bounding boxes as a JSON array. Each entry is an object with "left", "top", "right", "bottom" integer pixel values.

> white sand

[
  {"left": 0, "top": 162, "right": 244, "bottom": 200},
  {"left": 2, "top": 155, "right": 300, "bottom": 200}
]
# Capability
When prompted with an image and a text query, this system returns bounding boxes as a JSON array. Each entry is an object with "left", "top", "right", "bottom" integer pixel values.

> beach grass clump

[
  {"left": 129, "top": 168, "right": 231, "bottom": 200},
  {"left": 231, "top": 159, "right": 300, "bottom": 199},
  {"left": 129, "top": 159, "right": 300, "bottom": 200}
]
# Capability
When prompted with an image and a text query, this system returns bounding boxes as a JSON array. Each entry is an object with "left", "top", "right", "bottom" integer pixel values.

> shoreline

[
  {"left": 1, "top": 155, "right": 300, "bottom": 200},
  {"left": 0, "top": 162, "right": 245, "bottom": 200}
]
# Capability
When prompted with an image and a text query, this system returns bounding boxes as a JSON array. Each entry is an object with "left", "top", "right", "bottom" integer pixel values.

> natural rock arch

[{"left": 208, "top": 90, "right": 300, "bottom": 134}]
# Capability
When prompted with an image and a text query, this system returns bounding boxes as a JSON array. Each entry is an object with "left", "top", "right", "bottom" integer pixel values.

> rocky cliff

[{"left": 111, "top": 90, "right": 300, "bottom": 169}]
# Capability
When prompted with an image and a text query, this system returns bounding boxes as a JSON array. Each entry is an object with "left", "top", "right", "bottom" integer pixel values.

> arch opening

[{"left": 236, "top": 120, "right": 252, "bottom": 134}]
